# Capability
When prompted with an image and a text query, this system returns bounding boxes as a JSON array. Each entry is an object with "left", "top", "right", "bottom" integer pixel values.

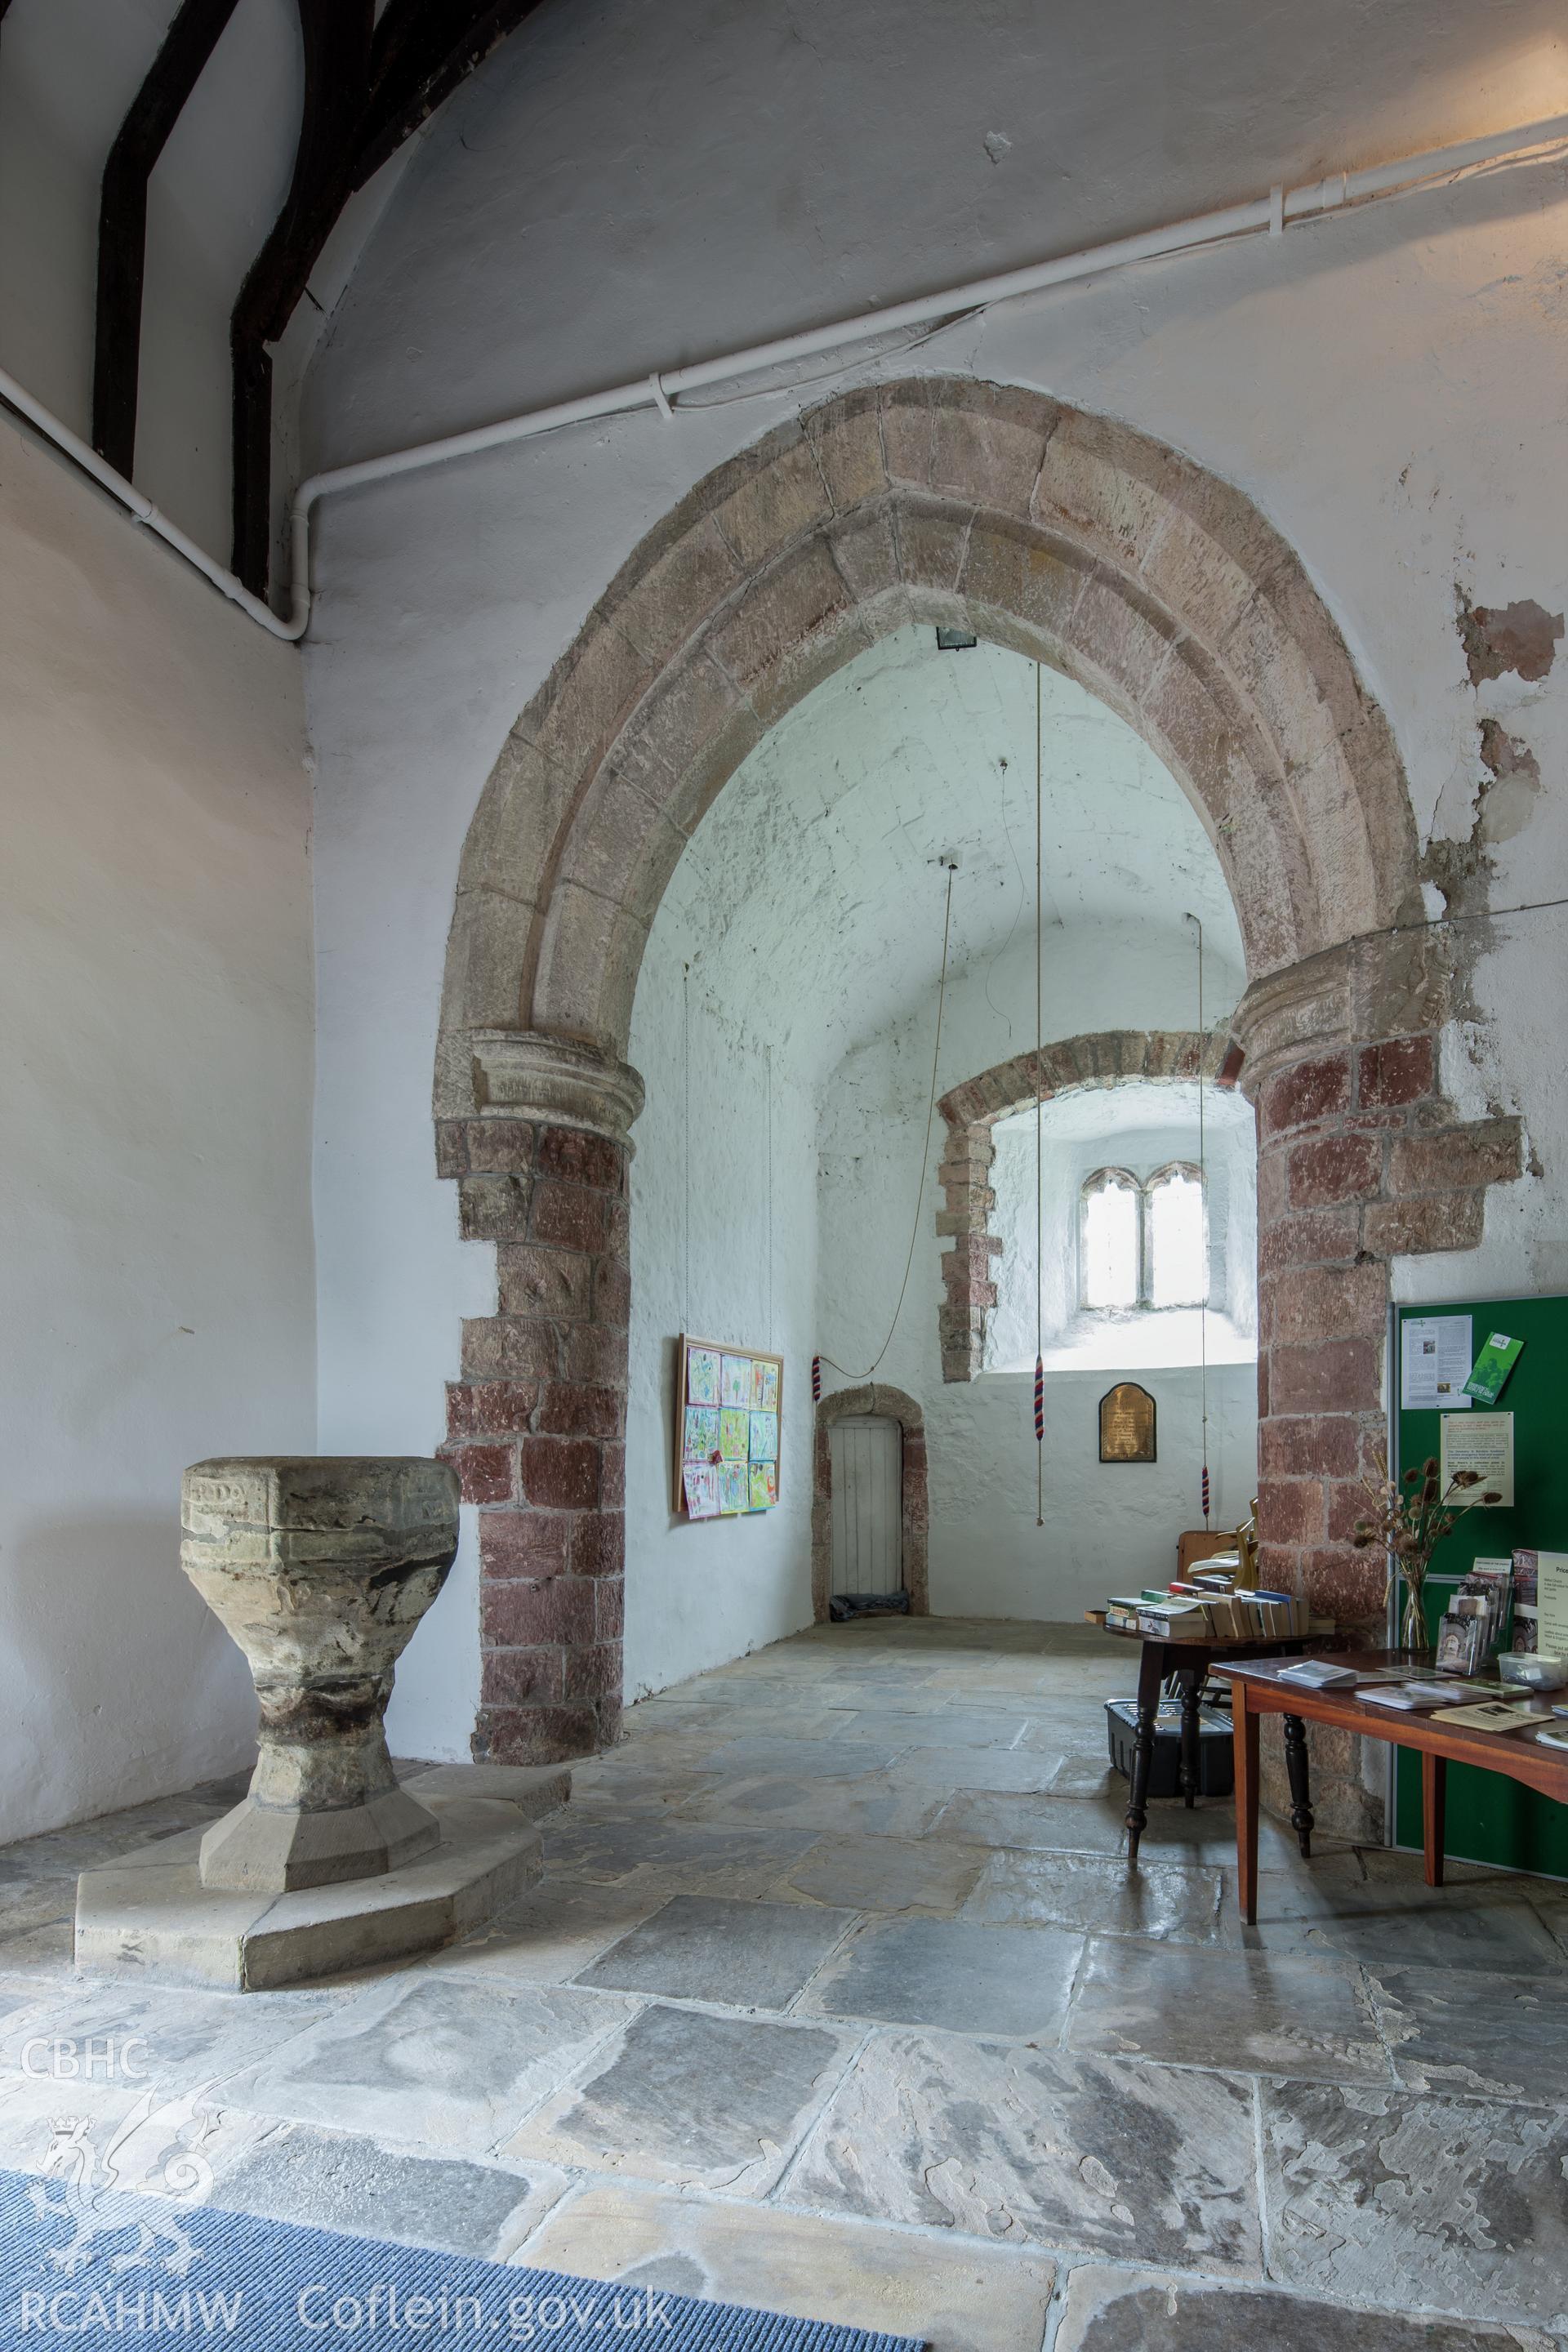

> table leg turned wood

[
  {"left": 1423, "top": 1750, "right": 1446, "bottom": 1888},
  {"left": 1281, "top": 1712, "right": 1315, "bottom": 1858},
  {"left": 1233, "top": 1684, "right": 1260, "bottom": 1924},
  {"left": 1125, "top": 1643, "right": 1165, "bottom": 1865},
  {"left": 1177, "top": 1668, "right": 1204, "bottom": 1809}
]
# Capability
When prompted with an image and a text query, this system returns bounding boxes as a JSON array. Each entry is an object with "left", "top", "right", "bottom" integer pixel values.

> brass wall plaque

[{"left": 1099, "top": 1382, "right": 1156, "bottom": 1463}]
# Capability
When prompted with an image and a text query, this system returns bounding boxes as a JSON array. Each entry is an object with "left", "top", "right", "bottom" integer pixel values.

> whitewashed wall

[
  {"left": 290, "top": 0, "right": 1568, "bottom": 1722},
  {"left": 623, "top": 926, "right": 818, "bottom": 1699},
  {"left": 818, "top": 951, "right": 1259, "bottom": 1623},
  {"left": 0, "top": 426, "right": 314, "bottom": 1842}
]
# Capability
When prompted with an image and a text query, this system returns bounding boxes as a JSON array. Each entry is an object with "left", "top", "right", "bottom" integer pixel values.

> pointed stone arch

[{"left": 434, "top": 376, "right": 1521, "bottom": 1793}]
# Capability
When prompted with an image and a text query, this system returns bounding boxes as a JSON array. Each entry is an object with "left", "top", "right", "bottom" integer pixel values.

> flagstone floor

[{"left": 2, "top": 1617, "right": 1566, "bottom": 2350}]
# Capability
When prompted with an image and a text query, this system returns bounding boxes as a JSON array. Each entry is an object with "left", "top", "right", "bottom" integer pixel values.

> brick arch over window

[
  {"left": 434, "top": 376, "right": 1522, "bottom": 1797},
  {"left": 810, "top": 1384, "right": 929, "bottom": 1624},
  {"left": 935, "top": 1029, "right": 1223, "bottom": 1382}
]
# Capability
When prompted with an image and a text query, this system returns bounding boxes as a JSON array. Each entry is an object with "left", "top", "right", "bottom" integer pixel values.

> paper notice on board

[
  {"left": 1535, "top": 1552, "right": 1568, "bottom": 1659},
  {"left": 1401, "top": 1315, "right": 1472, "bottom": 1410},
  {"left": 1439, "top": 1411, "right": 1514, "bottom": 1505}
]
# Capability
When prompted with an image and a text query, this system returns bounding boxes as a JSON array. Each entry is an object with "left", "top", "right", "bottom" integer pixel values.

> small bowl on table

[{"left": 1499, "top": 1652, "right": 1568, "bottom": 1693}]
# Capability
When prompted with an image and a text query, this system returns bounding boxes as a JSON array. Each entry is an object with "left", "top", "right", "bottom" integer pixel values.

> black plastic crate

[{"left": 1105, "top": 1696, "right": 1235, "bottom": 1798}]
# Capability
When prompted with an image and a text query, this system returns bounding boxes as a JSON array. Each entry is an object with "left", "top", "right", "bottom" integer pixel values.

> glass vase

[{"left": 1399, "top": 1580, "right": 1428, "bottom": 1655}]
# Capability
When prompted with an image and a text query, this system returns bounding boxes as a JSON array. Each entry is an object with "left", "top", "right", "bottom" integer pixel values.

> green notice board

[{"left": 1392, "top": 1294, "right": 1568, "bottom": 1880}]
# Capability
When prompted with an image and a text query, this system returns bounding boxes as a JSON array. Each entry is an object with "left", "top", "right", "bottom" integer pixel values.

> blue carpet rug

[{"left": 0, "top": 2164, "right": 923, "bottom": 2349}]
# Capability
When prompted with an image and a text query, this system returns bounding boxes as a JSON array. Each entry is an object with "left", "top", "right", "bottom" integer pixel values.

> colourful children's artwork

[
  {"left": 684, "top": 1464, "right": 720, "bottom": 1520},
  {"left": 719, "top": 1408, "right": 751, "bottom": 1460},
  {"left": 676, "top": 1336, "right": 783, "bottom": 1520},
  {"left": 719, "top": 1463, "right": 750, "bottom": 1514},
  {"left": 683, "top": 1405, "right": 720, "bottom": 1462}
]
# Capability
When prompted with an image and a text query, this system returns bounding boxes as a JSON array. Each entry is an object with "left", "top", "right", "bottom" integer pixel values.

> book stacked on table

[{"left": 1104, "top": 1583, "right": 1327, "bottom": 1641}]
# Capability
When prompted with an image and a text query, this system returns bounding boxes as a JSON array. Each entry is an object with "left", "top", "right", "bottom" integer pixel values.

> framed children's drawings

[{"left": 675, "top": 1334, "right": 782, "bottom": 1520}]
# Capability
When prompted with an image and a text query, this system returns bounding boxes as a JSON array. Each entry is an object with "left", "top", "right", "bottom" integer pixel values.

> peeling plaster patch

[
  {"left": 1456, "top": 595, "right": 1564, "bottom": 688},
  {"left": 982, "top": 131, "right": 1012, "bottom": 165},
  {"left": 1476, "top": 717, "right": 1543, "bottom": 844}
]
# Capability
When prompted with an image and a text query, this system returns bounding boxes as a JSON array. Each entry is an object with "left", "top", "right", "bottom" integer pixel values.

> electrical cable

[{"left": 1034, "top": 664, "right": 1045, "bottom": 1529}]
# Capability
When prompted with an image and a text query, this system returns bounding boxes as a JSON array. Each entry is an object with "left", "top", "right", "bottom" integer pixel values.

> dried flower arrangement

[{"left": 1352, "top": 1458, "right": 1504, "bottom": 1650}]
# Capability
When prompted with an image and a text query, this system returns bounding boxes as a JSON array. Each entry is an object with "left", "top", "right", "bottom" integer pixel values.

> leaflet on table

[
  {"left": 1400, "top": 1314, "right": 1472, "bottom": 1409},
  {"left": 1438, "top": 1411, "right": 1513, "bottom": 1505}
]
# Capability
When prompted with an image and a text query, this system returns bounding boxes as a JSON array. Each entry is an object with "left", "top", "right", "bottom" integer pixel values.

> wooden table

[
  {"left": 1104, "top": 1625, "right": 1321, "bottom": 1863},
  {"left": 1212, "top": 1650, "right": 1568, "bottom": 1922}
]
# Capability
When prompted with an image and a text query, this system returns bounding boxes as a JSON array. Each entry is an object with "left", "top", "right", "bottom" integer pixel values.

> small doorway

[{"left": 829, "top": 1415, "right": 905, "bottom": 1606}]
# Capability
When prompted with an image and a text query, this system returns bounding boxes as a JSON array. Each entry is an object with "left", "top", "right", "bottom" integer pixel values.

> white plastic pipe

[{"left": 6, "top": 111, "right": 1566, "bottom": 644}]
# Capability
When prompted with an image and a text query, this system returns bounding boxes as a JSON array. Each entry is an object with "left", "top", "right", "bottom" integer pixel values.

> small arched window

[
  {"left": 1080, "top": 1168, "right": 1141, "bottom": 1310},
  {"left": 1146, "top": 1162, "right": 1208, "bottom": 1307},
  {"left": 1080, "top": 1163, "right": 1207, "bottom": 1312}
]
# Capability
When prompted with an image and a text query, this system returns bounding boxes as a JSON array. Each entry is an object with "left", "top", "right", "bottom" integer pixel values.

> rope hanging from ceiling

[{"left": 1186, "top": 911, "right": 1211, "bottom": 1528}]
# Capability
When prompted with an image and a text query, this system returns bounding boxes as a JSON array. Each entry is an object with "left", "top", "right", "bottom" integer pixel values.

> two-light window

[{"left": 1080, "top": 1164, "right": 1207, "bottom": 1312}]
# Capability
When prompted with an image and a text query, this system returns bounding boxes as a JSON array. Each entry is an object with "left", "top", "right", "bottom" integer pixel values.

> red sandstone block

[
  {"left": 1258, "top": 1414, "right": 1361, "bottom": 1480},
  {"left": 598, "top": 1694, "right": 624, "bottom": 1746},
  {"left": 465, "top": 1120, "right": 537, "bottom": 1175},
  {"left": 1258, "top": 1209, "right": 1360, "bottom": 1274},
  {"left": 461, "top": 1317, "right": 559, "bottom": 1381},
  {"left": 531, "top": 1180, "right": 613, "bottom": 1254},
  {"left": 537, "top": 1380, "right": 625, "bottom": 1440},
  {"left": 481, "top": 1573, "right": 597, "bottom": 1649},
  {"left": 594, "top": 1257, "right": 631, "bottom": 1329},
  {"left": 1325, "top": 1480, "right": 1372, "bottom": 1545},
  {"left": 1303, "top": 1544, "right": 1384, "bottom": 1630},
  {"left": 600, "top": 1443, "right": 626, "bottom": 1510},
  {"left": 1257, "top": 1350, "right": 1269, "bottom": 1419},
  {"left": 1363, "top": 1191, "right": 1486, "bottom": 1258},
  {"left": 1257, "top": 1147, "right": 1290, "bottom": 1228},
  {"left": 479, "top": 1509, "right": 570, "bottom": 1578},
  {"left": 1269, "top": 1336, "right": 1379, "bottom": 1416},
  {"left": 465, "top": 1381, "right": 542, "bottom": 1436},
  {"left": 596, "top": 1577, "right": 625, "bottom": 1640},
  {"left": 1357, "top": 1036, "right": 1434, "bottom": 1110},
  {"left": 1286, "top": 1132, "right": 1381, "bottom": 1208},
  {"left": 460, "top": 1175, "right": 532, "bottom": 1242},
  {"left": 521, "top": 1436, "right": 600, "bottom": 1512},
  {"left": 1260, "top": 1054, "right": 1351, "bottom": 1137},
  {"left": 562, "top": 1324, "right": 630, "bottom": 1385},
  {"left": 1261, "top": 1261, "right": 1387, "bottom": 1348},
  {"left": 446, "top": 1382, "right": 479, "bottom": 1438},
  {"left": 497, "top": 1245, "right": 595, "bottom": 1320},
  {"left": 572, "top": 1511, "right": 626, "bottom": 1578},
  {"left": 1255, "top": 1541, "right": 1303, "bottom": 1594},
  {"left": 1257, "top": 1478, "right": 1325, "bottom": 1547},
  {"left": 439, "top": 1441, "right": 514, "bottom": 1504},
  {"left": 1389, "top": 1119, "right": 1521, "bottom": 1196},
  {"left": 537, "top": 1126, "right": 626, "bottom": 1192},
  {"left": 564, "top": 1642, "right": 622, "bottom": 1701},
  {"left": 479, "top": 1647, "right": 565, "bottom": 1705},
  {"left": 474, "top": 1700, "right": 599, "bottom": 1765}
]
